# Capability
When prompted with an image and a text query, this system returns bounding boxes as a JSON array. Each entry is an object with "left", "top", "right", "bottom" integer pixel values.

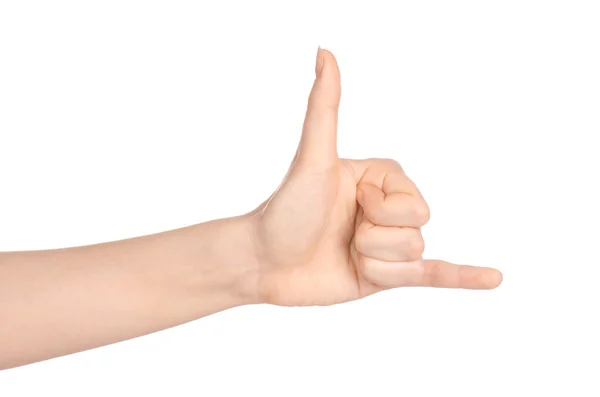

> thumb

[{"left": 297, "top": 48, "right": 341, "bottom": 168}]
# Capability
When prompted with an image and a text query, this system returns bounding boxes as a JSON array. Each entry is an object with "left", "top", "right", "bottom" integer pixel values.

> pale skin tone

[{"left": 0, "top": 49, "right": 502, "bottom": 370}]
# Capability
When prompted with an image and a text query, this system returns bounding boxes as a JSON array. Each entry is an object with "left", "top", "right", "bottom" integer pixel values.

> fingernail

[{"left": 315, "top": 46, "right": 324, "bottom": 78}]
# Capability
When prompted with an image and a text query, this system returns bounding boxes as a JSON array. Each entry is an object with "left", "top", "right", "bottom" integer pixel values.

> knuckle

[
  {"left": 407, "top": 235, "right": 425, "bottom": 257},
  {"left": 367, "top": 157, "right": 403, "bottom": 172},
  {"left": 423, "top": 260, "right": 442, "bottom": 287},
  {"left": 381, "top": 158, "right": 402, "bottom": 169},
  {"left": 414, "top": 201, "right": 430, "bottom": 225}
]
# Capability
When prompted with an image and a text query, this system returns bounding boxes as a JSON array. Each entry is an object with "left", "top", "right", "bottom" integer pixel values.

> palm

[
  {"left": 251, "top": 49, "right": 502, "bottom": 307},
  {"left": 256, "top": 159, "right": 380, "bottom": 306}
]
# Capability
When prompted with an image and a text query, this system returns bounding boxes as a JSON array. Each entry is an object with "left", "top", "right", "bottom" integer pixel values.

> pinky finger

[
  {"left": 420, "top": 260, "right": 503, "bottom": 289},
  {"left": 358, "top": 257, "right": 503, "bottom": 290}
]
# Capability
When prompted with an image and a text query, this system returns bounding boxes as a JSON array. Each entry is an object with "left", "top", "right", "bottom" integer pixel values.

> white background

[{"left": 1, "top": 1, "right": 599, "bottom": 396}]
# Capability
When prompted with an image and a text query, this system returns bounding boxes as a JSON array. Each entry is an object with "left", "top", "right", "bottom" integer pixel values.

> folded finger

[
  {"left": 354, "top": 222, "right": 424, "bottom": 262},
  {"left": 357, "top": 183, "right": 429, "bottom": 227}
]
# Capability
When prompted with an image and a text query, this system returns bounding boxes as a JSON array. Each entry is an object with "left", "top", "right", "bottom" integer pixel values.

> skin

[{"left": 0, "top": 49, "right": 502, "bottom": 370}]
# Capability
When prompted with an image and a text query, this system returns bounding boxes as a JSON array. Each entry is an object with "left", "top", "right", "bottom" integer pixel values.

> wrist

[{"left": 175, "top": 215, "right": 261, "bottom": 313}]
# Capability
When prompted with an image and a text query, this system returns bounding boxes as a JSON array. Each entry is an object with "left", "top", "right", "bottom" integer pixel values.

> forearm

[{"left": 0, "top": 215, "right": 258, "bottom": 370}]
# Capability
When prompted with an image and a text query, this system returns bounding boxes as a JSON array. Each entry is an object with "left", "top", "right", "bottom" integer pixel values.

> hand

[
  {"left": 0, "top": 48, "right": 503, "bottom": 369},
  {"left": 248, "top": 49, "right": 502, "bottom": 306}
]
